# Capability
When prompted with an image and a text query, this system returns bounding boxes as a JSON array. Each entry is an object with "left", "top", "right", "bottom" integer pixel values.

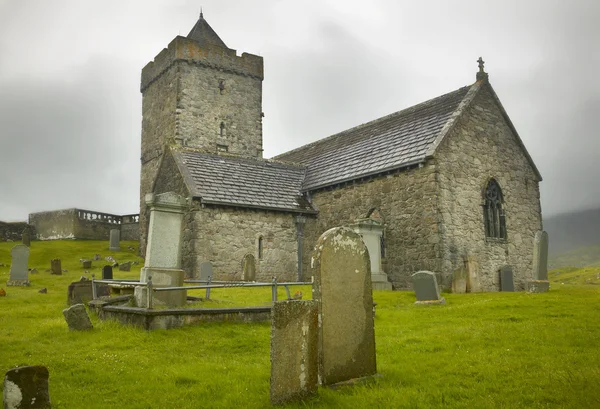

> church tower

[{"left": 139, "top": 13, "right": 264, "bottom": 253}]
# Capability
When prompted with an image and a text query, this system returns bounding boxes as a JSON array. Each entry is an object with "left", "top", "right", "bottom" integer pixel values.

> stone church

[{"left": 139, "top": 14, "right": 543, "bottom": 291}]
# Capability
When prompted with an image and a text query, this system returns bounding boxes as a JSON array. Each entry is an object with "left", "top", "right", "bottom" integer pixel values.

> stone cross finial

[
  {"left": 477, "top": 57, "right": 485, "bottom": 72},
  {"left": 476, "top": 56, "right": 489, "bottom": 82}
]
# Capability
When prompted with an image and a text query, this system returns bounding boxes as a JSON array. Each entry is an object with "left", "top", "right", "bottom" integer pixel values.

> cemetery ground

[{"left": 1, "top": 241, "right": 599, "bottom": 408}]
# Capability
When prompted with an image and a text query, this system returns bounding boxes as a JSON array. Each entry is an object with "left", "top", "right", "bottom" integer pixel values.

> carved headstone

[
  {"left": 242, "top": 254, "right": 256, "bottom": 281},
  {"left": 412, "top": 271, "right": 445, "bottom": 304},
  {"left": 349, "top": 218, "right": 392, "bottom": 290},
  {"left": 109, "top": 229, "right": 121, "bottom": 251},
  {"left": 500, "top": 266, "right": 514, "bottom": 292},
  {"left": 50, "top": 259, "right": 62, "bottom": 275},
  {"left": 7, "top": 245, "right": 30, "bottom": 287},
  {"left": 199, "top": 261, "right": 213, "bottom": 281},
  {"left": 102, "top": 265, "right": 113, "bottom": 279},
  {"left": 270, "top": 300, "right": 319, "bottom": 405},
  {"left": 62, "top": 304, "right": 93, "bottom": 331},
  {"left": 311, "top": 227, "right": 377, "bottom": 385},
  {"left": 21, "top": 228, "right": 31, "bottom": 247},
  {"left": 3, "top": 366, "right": 51, "bottom": 409}
]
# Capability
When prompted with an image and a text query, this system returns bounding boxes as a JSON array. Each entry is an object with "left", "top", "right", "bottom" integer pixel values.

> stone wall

[
  {"left": 182, "top": 204, "right": 299, "bottom": 282},
  {"left": 303, "top": 164, "right": 441, "bottom": 289},
  {"left": 29, "top": 209, "right": 77, "bottom": 240},
  {"left": 435, "top": 84, "right": 542, "bottom": 291},
  {"left": 0, "top": 221, "right": 31, "bottom": 241}
]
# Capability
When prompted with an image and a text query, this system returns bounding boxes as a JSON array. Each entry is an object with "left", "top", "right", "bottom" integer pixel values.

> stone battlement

[{"left": 141, "top": 36, "right": 263, "bottom": 92}]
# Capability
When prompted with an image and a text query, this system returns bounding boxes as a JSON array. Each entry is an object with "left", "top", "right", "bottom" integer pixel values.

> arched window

[{"left": 483, "top": 179, "right": 506, "bottom": 239}]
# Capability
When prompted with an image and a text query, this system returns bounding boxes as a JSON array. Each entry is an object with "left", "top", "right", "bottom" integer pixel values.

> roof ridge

[{"left": 274, "top": 85, "right": 471, "bottom": 161}]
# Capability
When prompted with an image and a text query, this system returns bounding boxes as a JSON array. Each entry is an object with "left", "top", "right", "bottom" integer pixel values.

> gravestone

[
  {"left": 21, "top": 228, "right": 31, "bottom": 247},
  {"left": 500, "top": 266, "right": 514, "bottom": 292},
  {"left": 412, "top": 271, "right": 446, "bottom": 304},
  {"left": 119, "top": 261, "right": 131, "bottom": 271},
  {"left": 62, "top": 304, "right": 93, "bottom": 331},
  {"left": 68, "top": 281, "right": 92, "bottom": 305},
  {"left": 270, "top": 300, "right": 319, "bottom": 405},
  {"left": 528, "top": 230, "right": 550, "bottom": 293},
  {"left": 350, "top": 218, "right": 392, "bottom": 290},
  {"left": 3, "top": 366, "right": 51, "bottom": 409},
  {"left": 199, "top": 261, "right": 213, "bottom": 281},
  {"left": 82, "top": 260, "right": 92, "bottom": 269},
  {"left": 242, "top": 254, "right": 256, "bottom": 281},
  {"left": 102, "top": 265, "right": 113, "bottom": 279},
  {"left": 134, "top": 192, "right": 188, "bottom": 307},
  {"left": 93, "top": 254, "right": 101, "bottom": 261},
  {"left": 311, "top": 227, "right": 377, "bottom": 385},
  {"left": 109, "top": 229, "right": 121, "bottom": 251},
  {"left": 7, "top": 245, "right": 31, "bottom": 287},
  {"left": 50, "top": 259, "right": 62, "bottom": 275}
]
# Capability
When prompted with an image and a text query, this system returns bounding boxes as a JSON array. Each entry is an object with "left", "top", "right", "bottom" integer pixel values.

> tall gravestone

[
  {"left": 242, "top": 254, "right": 256, "bottom": 281},
  {"left": 21, "top": 228, "right": 31, "bottom": 247},
  {"left": 50, "top": 259, "right": 62, "bottom": 275},
  {"left": 412, "top": 271, "right": 446, "bottom": 304},
  {"left": 500, "top": 266, "right": 515, "bottom": 292},
  {"left": 311, "top": 227, "right": 377, "bottom": 385},
  {"left": 270, "top": 300, "right": 319, "bottom": 405},
  {"left": 109, "top": 229, "right": 121, "bottom": 251},
  {"left": 199, "top": 261, "right": 213, "bottom": 281},
  {"left": 7, "top": 244, "right": 30, "bottom": 287},
  {"left": 528, "top": 230, "right": 550, "bottom": 293},
  {"left": 134, "top": 192, "right": 188, "bottom": 307},
  {"left": 3, "top": 366, "right": 51, "bottom": 409},
  {"left": 349, "top": 218, "right": 392, "bottom": 290}
]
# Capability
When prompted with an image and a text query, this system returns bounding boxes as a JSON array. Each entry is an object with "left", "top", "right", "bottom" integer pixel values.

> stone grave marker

[
  {"left": 242, "top": 254, "right": 256, "bottom": 281},
  {"left": 119, "top": 261, "right": 131, "bottom": 272},
  {"left": 199, "top": 261, "right": 213, "bottom": 281},
  {"left": 528, "top": 230, "right": 550, "bottom": 293},
  {"left": 82, "top": 260, "right": 92, "bottom": 269},
  {"left": 270, "top": 300, "right": 319, "bottom": 405},
  {"left": 500, "top": 266, "right": 515, "bottom": 292},
  {"left": 7, "top": 244, "right": 31, "bottom": 287},
  {"left": 93, "top": 254, "right": 101, "bottom": 261},
  {"left": 311, "top": 227, "right": 377, "bottom": 385},
  {"left": 50, "top": 259, "right": 62, "bottom": 275},
  {"left": 62, "top": 304, "right": 93, "bottom": 331},
  {"left": 412, "top": 271, "right": 446, "bottom": 304},
  {"left": 102, "top": 265, "right": 113, "bottom": 279},
  {"left": 21, "top": 228, "right": 31, "bottom": 247},
  {"left": 3, "top": 365, "right": 51, "bottom": 409},
  {"left": 109, "top": 229, "right": 121, "bottom": 251}
]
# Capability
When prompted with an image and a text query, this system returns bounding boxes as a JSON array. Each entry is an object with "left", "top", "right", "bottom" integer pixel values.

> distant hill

[{"left": 544, "top": 208, "right": 600, "bottom": 255}]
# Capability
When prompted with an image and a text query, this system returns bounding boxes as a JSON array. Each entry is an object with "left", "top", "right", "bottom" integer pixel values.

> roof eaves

[{"left": 197, "top": 198, "right": 318, "bottom": 214}]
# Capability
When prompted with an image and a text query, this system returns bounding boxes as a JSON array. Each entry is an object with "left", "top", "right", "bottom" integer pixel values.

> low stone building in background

[{"left": 139, "top": 14, "right": 544, "bottom": 291}]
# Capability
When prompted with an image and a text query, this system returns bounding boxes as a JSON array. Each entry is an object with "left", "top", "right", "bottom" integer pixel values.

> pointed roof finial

[
  {"left": 476, "top": 56, "right": 489, "bottom": 82},
  {"left": 200, "top": 7, "right": 203, "bottom": 19}
]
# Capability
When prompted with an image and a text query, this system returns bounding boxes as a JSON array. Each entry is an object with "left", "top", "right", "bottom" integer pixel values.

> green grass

[{"left": 1, "top": 240, "right": 600, "bottom": 408}]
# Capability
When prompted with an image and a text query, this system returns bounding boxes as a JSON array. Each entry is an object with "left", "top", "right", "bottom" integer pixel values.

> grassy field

[{"left": 1, "top": 240, "right": 600, "bottom": 408}]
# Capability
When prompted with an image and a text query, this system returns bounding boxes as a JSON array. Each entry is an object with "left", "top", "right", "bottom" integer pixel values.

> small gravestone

[
  {"left": 7, "top": 245, "right": 31, "bottom": 287},
  {"left": 412, "top": 271, "right": 446, "bottom": 304},
  {"left": 38, "top": 288, "right": 47, "bottom": 294},
  {"left": 93, "top": 254, "right": 101, "bottom": 261},
  {"left": 30, "top": 268, "right": 39, "bottom": 274},
  {"left": 500, "top": 266, "right": 514, "bottom": 292},
  {"left": 270, "top": 300, "right": 319, "bottom": 405},
  {"left": 119, "top": 261, "right": 131, "bottom": 272},
  {"left": 67, "top": 281, "right": 93, "bottom": 305},
  {"left": 82, "top": 260, "right": 92, "bottom": 269},
  {"left": 242, "top": 254, "right": 256, "bottom": 281},
  {"left": 62, "top": 304, "right": 93, "bottom": 331},
  {"left": 109, "top": 229, "right": 121, "bottom": 251},
  {"left": 451, "top": 267, "right": 468, "bottom": 294},
  {"left": 311, "top": 227, "right": 377, "bottom": 385},
  {"left": 3, "top": 365, "right": 51, "bottom": 409},
  {"left": 102, "top": 265, "right": 113, "bottom": 279},
  {"left": 199, "top": 261, "right": 213, "bottom": 281},
  {"left": 528, "top": 230, "right": 550, "bottom": 293},
  {"left": 21, "top": 228, "right": 31, "bottom": 247},
  {"left": 50, "top": 259, "right": 62, "bottom": 275}
]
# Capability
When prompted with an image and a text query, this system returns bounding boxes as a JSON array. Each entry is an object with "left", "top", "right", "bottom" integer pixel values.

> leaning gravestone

[
  {"left": 102, "top": 265, "right": 113, "bottom": 280},
  {"left": 7, "top": 244, "right": 31, "bottom": 287},
  {"left": 311, "top": 227, "right": 377, "bottom": 385},
  {"left": 3, "top": 366, "right": 51, "bottom": 409},
  {"left": 50, "top": 258, "right": 62, "bottom": 275},
  {"left": 199, "top": 261, "right": 213, "bottom": 281},
  {"left": 500, "top": 266, "right": 515, "bottom": 292},
  {"left": 119, "top": 261, "right": 131, "bottom": 272},
  {"left": 412, "top": 271, "right": 446, "bottom": 304},
  {"left": 62, "top": 304, "right": 93, "bottom": 331},
  {"left": 270, "top": 300, "right": 319, "bottom": 405},
  {"left": 242, "top": 254, "right": 256, "bottom": 281},
  {"left": 528, "top": 230, "right": 550, "bottom": 293},
  {"left": 21, "top": 228, "right": 31, "bottom": 247},
  {"left": 109, "top": 229, "right": 121, "bottom": 251}
]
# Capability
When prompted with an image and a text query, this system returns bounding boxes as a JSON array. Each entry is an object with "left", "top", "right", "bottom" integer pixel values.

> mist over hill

[{"left": 544, "top": 207, "right": 600, "bottom": 262}]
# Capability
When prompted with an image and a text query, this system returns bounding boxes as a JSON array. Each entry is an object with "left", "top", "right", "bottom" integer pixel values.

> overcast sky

[{"left": 0, "top": 0, "right": 599, "bottom": 222}]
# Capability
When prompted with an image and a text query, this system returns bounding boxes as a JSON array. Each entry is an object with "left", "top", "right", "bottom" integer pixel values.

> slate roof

[
  {"left": 187, "top": 13, "right": 228, "bottom": 49},
  {"left": 274, "top": 86, "right": 471, "bottom": 191},
  {"left": 173, "top": 151, "right": 315, "bottom": 213}
]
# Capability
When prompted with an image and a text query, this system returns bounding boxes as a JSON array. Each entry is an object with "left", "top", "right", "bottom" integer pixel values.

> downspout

[{"left": 295, "top": 215, "right": 307, "bottom": 281}]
